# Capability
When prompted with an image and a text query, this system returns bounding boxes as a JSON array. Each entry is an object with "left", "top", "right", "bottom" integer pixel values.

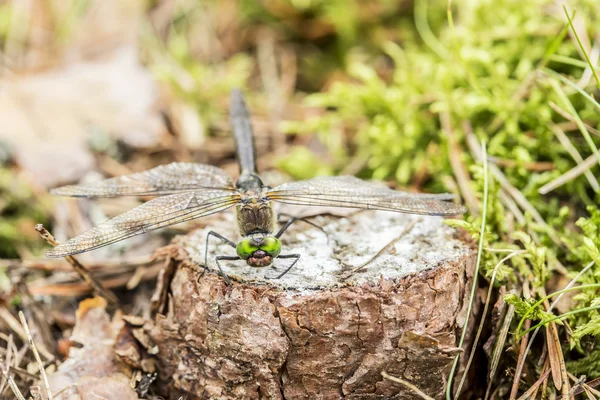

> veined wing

[
  {"left": 46, "top": 190, "right": 239, "bottom": 257},
  {"left": 267, "top": 176, "right": 467, "bottom": 216},
  {"left": 50, "top": 162, "right": 235, "bottom": 197}
]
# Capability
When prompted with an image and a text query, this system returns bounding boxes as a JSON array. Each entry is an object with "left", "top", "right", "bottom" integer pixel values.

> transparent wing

[
  {"left": 267, "top": 176, "right": 467, "bottom": 216},
  {"left": 50, "top": 163, "right": 235, "bottom": 197},
  {"left": 46, "top": 190, "right": 239, "bottom": 257}
]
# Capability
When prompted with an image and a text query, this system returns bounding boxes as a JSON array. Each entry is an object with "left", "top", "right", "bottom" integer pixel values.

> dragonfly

[{"left": 46, "top": 90, "right": 467, "bottom": 281}]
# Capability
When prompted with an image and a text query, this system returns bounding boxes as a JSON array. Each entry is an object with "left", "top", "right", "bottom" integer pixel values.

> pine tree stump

[{"left": 147, "top": 210, "right": 476, "bottom": 400}]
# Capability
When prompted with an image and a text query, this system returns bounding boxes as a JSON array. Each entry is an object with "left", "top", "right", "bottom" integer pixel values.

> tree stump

[{"left": 147, "top": 210, "right": 477, "bottom": 400}]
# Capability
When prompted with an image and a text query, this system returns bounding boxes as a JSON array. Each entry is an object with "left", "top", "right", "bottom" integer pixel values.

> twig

[
  {"left": 35, "top": 224, "right": 119, "bottom": 306},
  {"left": 488, "top": 156, "right": 554, "bottom": 172},
  {"left": 28, "top": 263, "right": 162, "bottom": 296},
  {"left": 18, "top": 311, "right": 53, "bottom": 400},
  {"left": 0, "top": 256, "right": 153, "bottom": 272},
  {"left": 382, "top": 371, "right": 435, "bottom": 400}
]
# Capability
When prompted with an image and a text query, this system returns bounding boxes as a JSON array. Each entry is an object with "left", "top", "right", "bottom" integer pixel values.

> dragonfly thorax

[
  {"left": 236, "top": 188, "right": 276, "bottom": 236},
  {"left": 236, "top": 235, "right": 281, "bottom": 267}
]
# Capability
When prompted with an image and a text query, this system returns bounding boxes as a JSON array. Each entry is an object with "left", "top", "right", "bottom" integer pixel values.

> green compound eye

[
  {"left": 236, "top": 240, "right": 258, "bottom": 260},
  {"left": 259, "top": 237, "right": 281, "bottom": 258}
]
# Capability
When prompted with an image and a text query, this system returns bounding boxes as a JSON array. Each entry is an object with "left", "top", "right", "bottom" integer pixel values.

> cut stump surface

[{"left": 148, "top": 210, "right": 476, "bottom": 399}]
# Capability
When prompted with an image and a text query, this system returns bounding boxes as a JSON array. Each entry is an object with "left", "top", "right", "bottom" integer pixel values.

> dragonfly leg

[
  {"left": 267, "top": 254, "right": 301, "bottom": 280},
  {"left": 275, "top": 216, "right": 329, "bottom": 243},
  {"left": 215, "top": 255, "right": 241, "bottom": 285},
  {"left": 199, "top": 231, "right": 237, "bottom": 282}
]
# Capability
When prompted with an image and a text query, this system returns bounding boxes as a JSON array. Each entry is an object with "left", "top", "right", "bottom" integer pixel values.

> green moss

[
  {"left": 277, "top": 0, "right": 600, "bottom": 381},
  {"left": 0, "top": 169, "right": 50, "bottom": 259}
]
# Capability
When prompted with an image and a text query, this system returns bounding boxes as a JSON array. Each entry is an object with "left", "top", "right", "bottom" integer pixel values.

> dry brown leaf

[{"left": 45, "top": 297, "right": 141, "bottom": 400}]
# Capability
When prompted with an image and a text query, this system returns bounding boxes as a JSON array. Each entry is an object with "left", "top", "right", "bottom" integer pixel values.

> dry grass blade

[
  {"left": 546, "top": 319, "right": 571, "bottom": 398},
  {"left": 515, "top": 367, "right": 551, "bottom": 400},
  {"left": 563, "top": 5, "right": 600, "bottom": 89},
  {"left": 567, "top": 372, "right": 600, "bottom": 399},
  {"left": 545, "top": 323, "right": 562, "bottom": 391},
  {"left": 485, "top": 300, "right": 515, "bottom": 400},
  {"left": 548, "top": 79, "right": 600, "bottom": 170},
  {"left": 0, "top": 307, "right": 53, "bottom": 361},
  {"left": 466, "top": 131, "right": 561, "bottom": 246},
  {"left": 18, "top": 311, "right": 53, "bottom": 400},
  {"left": 446, "top": 138, "right": 488, "bottom": 400},
  {"left": 539, "top": 152, "right": 600, "bottom": 194},
  {"left": 510, "top": 319, "right": 531, "bottom": 399},
  {"left": 489, "top": 157, "right": 554, "bottom": 172},
  {"left": 0, "top": 361, "right": 26, "bottom": 400},
  {"left": 440, "top": 115, "right": 478, "bottom": 214},
  {"left": 550, "top": 102, "right": 600, "bottom": 138},
  {"left": 456, "top": 251, "right": 526, "bottom": 397},
  {"left": 382, "top": 371, "right": 435, "bottom": 400},
  {"left": 547, "top": 122, "right": 600, "bottom": 192},
  {"left": 35, "top": 224, "right": 119, "bottom": 306},
  {"left": 556, "top": 377, "right": 600, "bottom": 399}
]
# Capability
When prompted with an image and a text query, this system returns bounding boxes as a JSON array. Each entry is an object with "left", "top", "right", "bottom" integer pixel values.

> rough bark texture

[{"left": 147, "top": 211, "right": 477, "bottom": 399}]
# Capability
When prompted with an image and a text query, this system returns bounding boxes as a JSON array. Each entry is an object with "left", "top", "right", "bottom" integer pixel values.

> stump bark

[{"left": 147, "top": 210, "right": 477, "bottom": 400}]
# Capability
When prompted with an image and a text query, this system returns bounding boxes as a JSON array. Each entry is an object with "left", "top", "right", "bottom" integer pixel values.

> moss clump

[{"left": 279, "top": 0, "right": 600, "bottom": 388}]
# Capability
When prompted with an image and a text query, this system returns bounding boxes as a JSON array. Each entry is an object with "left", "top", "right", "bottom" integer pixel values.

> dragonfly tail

[{"left": 230, "top": 89, "right": 258, "bottom": 177}]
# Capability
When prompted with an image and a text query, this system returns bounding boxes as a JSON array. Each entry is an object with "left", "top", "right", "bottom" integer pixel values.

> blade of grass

[
  {"left": 515, "top": 283, "right": 600, "bottom": 337},
  {"left": 550, "top": 102, "right": 600, "bottom": 138},
  {"left": 520, "top": 305, "right": 600, "bottom": 338},
  {"left": 549, "top": 54, "right": 600, "bottom": 70},
  {"left": 538, "top": 152, "right": 600, "bottom": 195},
  {"left": 563, "top": 5, "right": 600, "bottom": 89},
  {"left": 543, "top": 68, "right": 600, "bottom": 111},
  {"left": 547, "top": 122, "right": 599, "bottom": 193},
  {"left": 539, "top": 14, "right": 572, "bottom": 68},
  {"left": 548, "top": 79, "right": 600, "bottom": 169},
  {"left": 415, "top": 0, "right": 448, "bottom": 59},
  {"left": 445, "top": 139, "right": 488, "bottom": 400}
]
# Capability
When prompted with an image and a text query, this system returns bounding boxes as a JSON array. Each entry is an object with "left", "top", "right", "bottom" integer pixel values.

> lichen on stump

[{"left": 147, "top": 210, "right": 476, "bottom": 399}]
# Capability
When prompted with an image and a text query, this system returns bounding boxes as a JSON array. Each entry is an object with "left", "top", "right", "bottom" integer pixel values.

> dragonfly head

[{"left": 236, "top": 236, "right": 281, "bottom": 267}]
